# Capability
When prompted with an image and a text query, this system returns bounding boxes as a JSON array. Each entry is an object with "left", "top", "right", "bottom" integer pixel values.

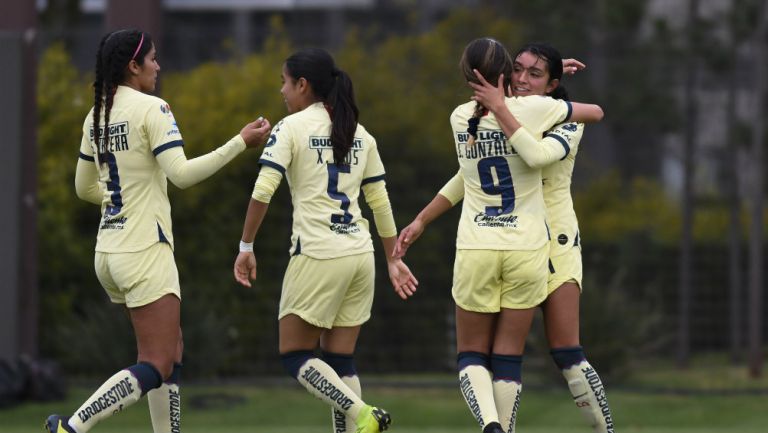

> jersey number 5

[
  {"left": 478, "top": 156, "right": 515, "bottom": 216},
  {"left": 327, "top": 163, "right": 353, "bottom": 224}
]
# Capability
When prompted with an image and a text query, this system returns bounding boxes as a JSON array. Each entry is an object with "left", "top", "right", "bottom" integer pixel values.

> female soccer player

[
  {"left": 468, "top": 43, "right": 616, "bottom": 433},
  {"left": 45, "top": 29, "right": 271, "bottom": 433},
  {"left": 393, "top": 38, "right": 603, "bottom": 433},
  {"left": 233, "top": 47, "right": 417, "bottom": 433}
]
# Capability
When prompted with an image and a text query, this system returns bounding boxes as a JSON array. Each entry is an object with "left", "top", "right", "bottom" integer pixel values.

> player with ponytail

[
  {"left": 234, "top": 48, "right": 417, "bottom": 433},
  {"left": 393, "top": 38, "right": 603, "bottom": 433},
  {"left": 45, "top": 29, "right": 271, "bottom": 433}
]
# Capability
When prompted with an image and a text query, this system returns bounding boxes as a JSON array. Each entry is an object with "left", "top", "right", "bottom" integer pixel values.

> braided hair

[
  {"left": 92, "top": 29, "right": 153, "bottom": 164},
  {"left": 285, "top": 48, "right": 359, "bottom": 166},
  {"left": 459, "top": 38, "right": 513, "bottom": 146}
]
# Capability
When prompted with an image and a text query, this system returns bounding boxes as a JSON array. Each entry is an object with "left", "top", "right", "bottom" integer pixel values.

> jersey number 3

[
  {"left": 103, "top": 153, "right": 123, "bottom": 216},
  {"left": 327, "top": 163, "right": 353, "bottom": 224},
  {"left": 478, "top": 156, "right": 515, "bottom": 216}
]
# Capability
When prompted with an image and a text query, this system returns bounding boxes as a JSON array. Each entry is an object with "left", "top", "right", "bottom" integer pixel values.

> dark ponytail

[
  {"left": 285, "top": 48, "right": 359, "bottom": 165},
  {"left": 92, "top": 29, "right": 153, "bottom": 163},
  {"left": 513, "top": 42, "right": 570, "bottom": 101},
  {"left": 459, "top": 38, "right": 513, "bottom": 145}
]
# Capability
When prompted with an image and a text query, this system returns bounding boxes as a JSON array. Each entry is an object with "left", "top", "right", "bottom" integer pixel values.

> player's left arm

[
  {"left": 507, "top": 122, "right": 583, "bottom": 168},
  {"left": 361, "top": 143, "right": 418, "bottom": 299}
]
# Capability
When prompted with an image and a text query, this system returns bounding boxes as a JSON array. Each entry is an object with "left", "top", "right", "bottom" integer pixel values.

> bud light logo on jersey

[
  {"left": 455, "top": 130, "right": 516, "bottom": 159},
  {"left": 90, "top": 122, "right": 130, "bottom": 153},
  {"left": 309, "top": 136, "right": 363, "bottom": 166}
]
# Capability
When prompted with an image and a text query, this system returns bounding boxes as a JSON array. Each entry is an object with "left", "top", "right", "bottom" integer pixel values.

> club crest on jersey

[{"left": 160, "top": 103, "right": 171, "bottom": 114}]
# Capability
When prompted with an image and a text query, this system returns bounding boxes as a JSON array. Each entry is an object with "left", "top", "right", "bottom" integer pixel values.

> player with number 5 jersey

[{"left": 233, "top": 48, "right": 417, "bottom": 433}]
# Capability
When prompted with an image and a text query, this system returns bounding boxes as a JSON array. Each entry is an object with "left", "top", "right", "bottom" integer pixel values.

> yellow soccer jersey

[
  {"left": 258, "top": 102, "right": 384, "bottom": 259},
  {"left": 450, "top": 96, "right": 572, "bottom": 250},
  {"left": 79, "top": 85, "right": 183, "bottom": 253},
  {"left": 542, "top": 122, "right": 584, "bottom": 256}
]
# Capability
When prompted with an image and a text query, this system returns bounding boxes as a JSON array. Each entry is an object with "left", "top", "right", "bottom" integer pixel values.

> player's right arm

[
  {"left": 235, "top": 117, "right": 295, "bottom": 288},
  {"left": 74, "top": 157, "right": 103, "bottom": 205},
  {"left": 74, "top": 126, "right": 103, "bottom": 205},
  {"left": 155, "top": 117, "right": 271, "bottom": 189},
  {"left": 393, "top": 171, "right": 463, "bottom": 258}
]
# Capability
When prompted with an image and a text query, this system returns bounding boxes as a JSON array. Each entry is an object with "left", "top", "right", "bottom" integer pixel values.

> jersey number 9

[{"left": 478, "top": 156, "right": 515, "bottom": 216}]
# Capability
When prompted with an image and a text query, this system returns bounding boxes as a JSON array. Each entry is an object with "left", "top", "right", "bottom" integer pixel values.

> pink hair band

[{"left": 131, "top": 33, "right": 145, "bottom": 61}]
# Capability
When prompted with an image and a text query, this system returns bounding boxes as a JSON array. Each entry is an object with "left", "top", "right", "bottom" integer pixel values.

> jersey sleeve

[
  {"left": 512, "top": 96, "right": 572, "bottom": 133},
  {"left": 507, "top": 124, "right": 574, "bottom": 168},
  {"left": 251, "top": 165, "right": 284, "bottom": 204},
  {"left": 438, "top": 171, "right": 465, "bottom": 205},
  {"left": 155, "top": 135, "right": 246, "bottom": 189},
  {"left": 75, "top": 115, "right": 102, "bottom": 204},
  {"left": 145, "top": 99, "right": 184, "bottom": 155},
  {"left": 362, "top": 136, "right": 386, "bottom": 185},
  {"left": 258, "top": 118, "right": 294, "bottom": 174},
  {"left": 361, "top": 180, "right": 397, "bottom": 238},
  {"left": 544, "top": 122, "right": 583, "bottom": 157}
]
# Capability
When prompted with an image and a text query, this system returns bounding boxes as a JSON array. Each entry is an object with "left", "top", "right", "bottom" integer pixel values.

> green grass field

[{"left": 3, "top": 380, "right": 767, "bottom": 433}]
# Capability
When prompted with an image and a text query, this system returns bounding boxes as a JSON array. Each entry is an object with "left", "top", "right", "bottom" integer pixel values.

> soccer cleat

[
  {"left": 482, "top": 421, "right": 504, "bottom": 433},
  {"left": 44, "top": 415, "right": 76, "bottom": 433},
  {"left": 355, "top": 405, "right": 391, "bottom": 433}
]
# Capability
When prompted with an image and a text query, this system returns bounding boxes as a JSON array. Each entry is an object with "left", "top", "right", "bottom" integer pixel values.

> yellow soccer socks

[
  {"left": 491, "top": 354, "right": 523, "bottom": 433},
  {"left": 148, "top": 362, "right": 182, "bottom": 433},
  {"left": 68, "top": 362, "right": 163, "bottom": 432},
  {"left": 457, "top": 352, "right": 501, "bottom": 432},
  {"left": 323, "top": 352, "right": 362, "bottom": 433},
  {"left": 552, "top": 347, "right": 615, "bottom": 433}
]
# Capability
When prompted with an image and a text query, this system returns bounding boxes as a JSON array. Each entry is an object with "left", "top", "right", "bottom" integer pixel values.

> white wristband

[{"left": 239, "top": 240, "right": 254, "bottom": 253}]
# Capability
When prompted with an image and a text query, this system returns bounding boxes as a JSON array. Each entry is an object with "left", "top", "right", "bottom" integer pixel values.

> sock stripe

[
  {"left": 490, "top": 354, "right": 522, "bottom": 383},
  {"left": 165, "top": 362, "right": 182, "bottom": 385},
  {"left": 457, "top": 351, "right": 490, "bottom": 370},
  {"left": 550, "top": 346, "right": 586, "bottom": 370},
  {"left": 321, "top": 351, "right": 357, "bottom": 377},
  {"left": 281, "top": 350, "right": 315, "bottom": 379},
  {"left": 128, "top": 362, "right": 163, "bottom": 395}
]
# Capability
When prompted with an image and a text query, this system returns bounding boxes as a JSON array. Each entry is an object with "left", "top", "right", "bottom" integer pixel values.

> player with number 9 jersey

[{"left": 450, "top": 95, "right": 572, "bottom": 252}]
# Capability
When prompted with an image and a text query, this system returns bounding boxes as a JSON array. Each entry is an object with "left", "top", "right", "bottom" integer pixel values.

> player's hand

[
  {"left": 468, "top": 69, "right": 506, "bottom": 113},
  {"left": 393, "top": 219, "right": 425, "bottom": 259},
  {"left": 562, "top": 58, "right": 586, "bottom": 75},
  {"left": 240, "top": 117, "right": 272, "bottom": 148},
  {"left": 234, "top": 251, "right": 257, "bottom": 287},
  {"left": 387, "top": 259, "right": 419, "bottom": 300}
]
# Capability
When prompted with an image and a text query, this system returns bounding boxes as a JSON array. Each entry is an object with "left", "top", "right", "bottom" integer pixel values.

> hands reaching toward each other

[
  {"left": 562, "top": 58, "right": 586, "bottom": 75},
  {"left": 240, "top": 117, "right": 272, "bottom": 148},
  {"left": 468, "top": 69, "right": 506, "bottom": 113},
  {"left": 393, "top": 219, "right": 425, "bottom": 259},
  {"left": 387, "top": 259, "right": 418, "bottom": 300},
  {"left": 234, "top": 251, "right": 257, "bottom": 287}
]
